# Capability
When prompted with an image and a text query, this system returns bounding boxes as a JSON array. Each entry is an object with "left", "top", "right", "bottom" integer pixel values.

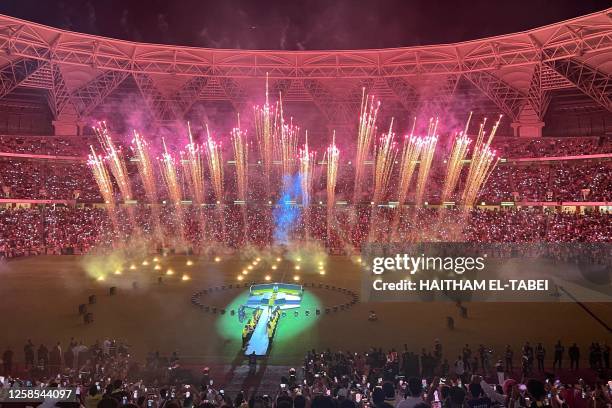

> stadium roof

[{"left": 0, "top": 9, "right": 610, "bottom": 129}]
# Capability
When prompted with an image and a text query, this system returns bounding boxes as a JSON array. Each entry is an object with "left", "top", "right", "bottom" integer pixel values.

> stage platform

[{"left": 245, "top": 307, "right": 271, "bottom": 356}]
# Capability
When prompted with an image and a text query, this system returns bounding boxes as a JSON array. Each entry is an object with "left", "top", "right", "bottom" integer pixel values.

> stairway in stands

[{"left": 221, "top": 363, "right": 293, "bottom": 397}]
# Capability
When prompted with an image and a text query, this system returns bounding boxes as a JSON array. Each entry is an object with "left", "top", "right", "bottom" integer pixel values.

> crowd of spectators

[
  {"left": 0, "top": 158, "right": 101, "bottom": 200},
  {"left": 0, "top": 135, "right": 611, "bottom": 204},
  {"left": 0, "top": 338, "right": 610, "bottom": 408},
  {"left": 491, "top": 136, "right": 611, "bottom": 158},
  {"left": 1, "top": 132, "right": 611, "bottom": 258},
  {"left": 0, "top": 206, "right": 610, "bottom": 259},
  {"left": 1, "top": 134, "right": 610, "bottom": 159},
  {"left": 0, "top": 135, "right": 92, "bottom": 156},
  {"left": 0, "top": 158, "right": 610, "bottom": 204},
  {"left": 476, "top": 162, "right": 611, "bottom": 204}
]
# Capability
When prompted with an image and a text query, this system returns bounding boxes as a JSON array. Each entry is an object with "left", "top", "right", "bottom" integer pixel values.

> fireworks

[
  {"left": 299, "top": 133, "right": 316, "bottom": 236},
  {"left": 84, "top": 78, "right": 504, "bottom": 252},
  {"left": 414, "top": 118, "right": 439, "bottom": 206},
  {"left": 353, "top": 90, "right": 380, "bottom": 202},
  {"left": 326, "top": 133, "right": 340, "bottom": 240},
  {"left": 132, "top": 130, "right": 162, "bottom": 239},
  {"left": 159, "top": 138, "right": 185, "bottom": 239},
  {"left": 462, "top": 115, "right": 502, "bottom": 207},
  {"left": 94, "top": 121, "right": 132, "bottom": 202},
  {"left": 441, "top": 130, "right": 471, "bottom": 203},
  {"left": 205, "top": 125, "right": 224, "bottom": 204},
  {"left": 180, "top": 123, "right": 208, "bottom": 242},
  {"left": 231, "top": 118, "right": 249, "bottom": 202},
  {"left": 397, "top": 120, "right": 422, "bottom": 205},
  {"left": 131, "top": 130, "right": 157, "bottom": 203},
  {"left": 159, "top": 139, "right": 182, "bottom": 205},
  {"left": 299, "top": 133, "right": 316, "bottom": 208},
  {"left": 280, "top": 112, "right": 299, "bottom": 179},
  {"left": 232, "top": 117, "right": 249, "bottom": 243},
  {"left": 372, "top": 119, "right": 397, "bottom": 204},
  {"left": 181, "top": 123, "right": 206, "bottom": 205},
  {"left": 87, "top": 146, "right": 117, "bottom": 227},
  {"left": 254, "top": 74, "right": 280, "bottom": 193}
]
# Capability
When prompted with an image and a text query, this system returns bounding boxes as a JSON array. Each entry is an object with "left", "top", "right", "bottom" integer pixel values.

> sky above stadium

[{"left": 0, "top": 0, "right": 610, "bottom": 50}]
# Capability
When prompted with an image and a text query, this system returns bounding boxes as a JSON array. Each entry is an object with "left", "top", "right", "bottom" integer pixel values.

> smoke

[
  {"left": 85, "top": 1, "right": 98, "bottom": 34},
  {"left": 198, "top": 28, "right": 222, "bottom": 48},
  {"left": 273, "top": 174, "right": 303, "bottom": 245},
  {"left": 157, "top": 13, "right": 171, "bottom": 43},
  {"left": 120, "top": 9, "right": 129, "bottom": 35},
  {"left": 157, "top": 14, "right": 169, "bottom": 33},
  {"left": 285, "top": 240, "right": 328, "bottom": 274},
  {"left": 57, "top": 1, "right": 74, "bottom": 31},
  {"left": 119, "top": 9, "right": 142, "bottom": 42},
  {"left": 80, "top": 237, "right": 159, "bottom": 290},
  {"left": 279, "top": 16, "right": 290, "bottom": 50}
]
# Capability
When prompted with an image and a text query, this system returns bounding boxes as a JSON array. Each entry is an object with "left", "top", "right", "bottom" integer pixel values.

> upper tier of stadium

[{"left": 0, "top": 9, "right": 610, "bottom": 138}]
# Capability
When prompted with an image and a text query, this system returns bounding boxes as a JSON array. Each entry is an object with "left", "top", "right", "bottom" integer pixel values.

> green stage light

[{"left": 217, "top": 289, "right": 321, "bottom": 346}]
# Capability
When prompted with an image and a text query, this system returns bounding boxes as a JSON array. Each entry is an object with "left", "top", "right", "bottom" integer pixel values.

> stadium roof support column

[
  {"left": 174, "top": 76, "right": 209, "bottom": 116},
  {"left": 218, "top": 77, "right": 248, "bottom": 115},
  {"left": 71, "top": 70, "right": 129, "bottom": 119},
  {"left": 303, "top": 79, "right": 354, "bottom": 132},
  {"left": 542, "top": 57, "right": 612, "bottom": 113},
  {"left": 507, "top": 63, "right": 551, "bottom": 138},
  {"left": 47, "top": 63, "right": 72, "bottom": 118},
  {"left": 384, "top": 77, "right": 420, "bottom": 115},
  {"left": 417, "top": 75, "right": 460, "bottom": 117},
  {"left": 271, "top": 78, "right": 292, "bottom": 98},
  {"left": 527, "top": 63, "right": 552, "bottom": 121},
  {"left": 0, "top": 57, "right": 48, "bottom": 99},
  {"left": 341, "top": 82, "right": 369, "bottom": 129},
  {"left": 462, "top": 70, "right": 530, "bottom": 136},
  {"left": 132, "top": 72, "right": 182, "bottom": 127},
  {"left": 47, "top": 63, "right": 81, "bottom": 135},
  {"left": 462, "top": 70, "right": 525, "bottom": 121}
]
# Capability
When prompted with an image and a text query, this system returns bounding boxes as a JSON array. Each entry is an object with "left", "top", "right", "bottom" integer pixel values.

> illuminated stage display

[{"left": 240, "top": 283, "right": 303, "bottom": 355}]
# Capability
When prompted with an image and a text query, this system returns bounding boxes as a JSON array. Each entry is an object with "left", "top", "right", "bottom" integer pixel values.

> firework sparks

[
  {"left": 254, "top": 74, "right": 280, "bottom": 194},
  {"left": 299, "top": 133, "right": 316, "bottom": 237},
  {"left": 353, "top": 90, "right": 379, "bottom": 202},
  {"left": 159, "top": 139, "right": 185, "bottom": 241},
  {"left": 325, "top": 133, "right": 340, "bottom": 241},
  {"left": 131, "top": 130, "right": 157, "bottom": 203},
  {"left": 205, "top": 125, "right": 224, "bottom": 204},
  {"left": 181, "top": 123, "right": 206, "bottom": 205},
  {"left": 231, "top": 117, "right": 249, "bottom": 202},
  {"left": 88, "top": 146, "right": 117, "bottom": 229},
  {"left": 462, "top": 115, "right": 502, "bottom": 207},
  {"left": 441, "top": 131, "right": 471, "bottom": 203},
  {"left": 372, "top": 119, "right": 397, "bottom": 204},
  {"left": 299, "top": 132, "right": 316, "bottom": 208},
  {"left": 397, "top": 120, "right": 422, "bottom": 205},
  {"left": 81, "top": 77, "right": 509, "bottom": 253},
  {"left": 205, "top": 125, "right": 226, "bottom": 242},
  {"left": 280, "top": 111, "right": 299, "bottom": 179},
  {"left": 414, "top": 118, "right": 439, "bottom": 206},
  {"left": 131, "top": 130, "right": 162, "bottom": 239},
  {"left": 232, "top": 116, "right": 249, "bottom": 243},
  {"left": 159, "top": 138, "right": 187, "bottom": 243},
  {"left": 159, "top": 139, "right": 183, "bottom": 205},
  {"left": 94, "top": 122, "right": 132, "bottom": 202}
]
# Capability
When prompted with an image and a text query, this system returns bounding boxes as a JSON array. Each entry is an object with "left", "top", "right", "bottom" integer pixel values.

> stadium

[{"left": 0, "top": 2, "right": 610, "bottom": 407}]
